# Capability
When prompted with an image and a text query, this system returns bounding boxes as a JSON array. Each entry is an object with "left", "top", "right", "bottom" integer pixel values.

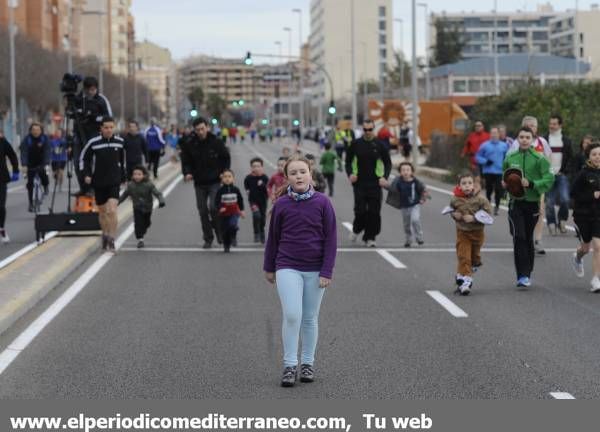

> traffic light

[
  {"left": 238, "top": 99, "right": 245, "bottom": 106},
  {"left": 328, "top": 100, "right": 336, "bottom": 115},
  {"left": 261, "top": 118, "right": 269, "bottom": 125},
  {"left": 244, "top": 51, "right": 253, "bottom": 66},
  {"left": 232, "top": 101, "right": 239, "bottom": 107},
  {"left": 211, "top": 118, "right": 218, "bottom": 125},
  {"left": 190, "top": 107, "right": 198, "bottom": 118}
]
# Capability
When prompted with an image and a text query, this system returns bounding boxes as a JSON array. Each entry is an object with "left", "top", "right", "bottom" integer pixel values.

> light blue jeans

[{"left": 276, "top": 269, "right": 325, "bottom": 367}]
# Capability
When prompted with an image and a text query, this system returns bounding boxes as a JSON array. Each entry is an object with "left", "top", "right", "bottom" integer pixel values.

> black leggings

[
  {"left": 0, "top": 182, "right": 6, "bottom": 228},
  {"left": 133, "top": 209, "right": 152, "bottom": 239},
  {"left": 484, "top": 173, "right": 503, "bottom": 208},
  {"left": 148, "top": 151, "right": 161, "bottom": 177}
]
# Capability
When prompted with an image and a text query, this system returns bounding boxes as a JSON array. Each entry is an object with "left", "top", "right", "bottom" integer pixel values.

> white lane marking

[
  {"left": 550, "top": 392, "right": 575, "bottom": 399},
  {"left": 117, "top": 247, "right": 577, "bottom": 253},
  {"left": 7, "top": 185, "right": 25, "bottom": 194},
  {"left": 0, "top": 174, "right": 183, "bottom": 376},
  {"left": 426, "top": 290, "right": 468, "bottom": 318},
  {"left": 342, "top": 222, "right": 353, "bottom": 232},
  {"left": 377, "top": 249, "right": 407, "bottom": 268},
  {"left": 241, "top": 142, "right": 277, "bottom": 169},
  {"left": 0, "top": 232, "right": 58, "bottom": 271}
]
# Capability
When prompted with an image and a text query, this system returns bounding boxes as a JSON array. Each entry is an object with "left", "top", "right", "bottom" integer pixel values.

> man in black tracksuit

[
  {"left": 180, "top": 117, "right": 231, "bottom": 248},
  {"left": 345, "top": 119, "right": 392, "bottom": 247},
  {"left": 0, "top": 131, "right": 19, "bottom": 242},
  {"left": 20, "top": 123, "right": 51, "bottom": 212},
  {"left": 80, "top": 116, "right": 126, "bottom": 252},
  {"left": 123, "top": 121, "right": 148, "bottom": 180}
]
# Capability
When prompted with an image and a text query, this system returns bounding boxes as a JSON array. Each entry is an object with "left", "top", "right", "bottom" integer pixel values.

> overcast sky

[{"left": 131, "top": 0, "right": 599, "bottom": 62}]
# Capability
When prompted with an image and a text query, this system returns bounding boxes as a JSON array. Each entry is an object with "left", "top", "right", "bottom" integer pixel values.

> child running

[
  {"left": 244, "top": 157, "right": 269, "bottom": 243},
  {"left": 503, "top": 126, "right": 554, "bottom": 288},
  {"left": 305, "top": 154, "right": 327, "bottom": 193},
  {"left": 119, "top": 165, "right": 165, "bottom": 248},
  {"left": 264, "top": 154, "right": 337, "bottom": 387},
  {"left": 267, "top": 157, "right": 288, "bottom": 202},
  {"left": 319, "top": 142, "right": 341, "bottom": 197},
  {"left": 215, "top": 169, "right": 245, "bottom": 253},
  {"left": 570, "top": 142, "right": 600, "bottom": 292},
  {"left": 383, "top": 162, "right": 428, "bottom": 247},
  {"left": 450, "top": 171, "right": 492, "bottom": 295}
]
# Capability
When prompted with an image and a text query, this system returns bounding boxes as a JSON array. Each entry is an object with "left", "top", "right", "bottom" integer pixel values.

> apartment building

[{"left": 135, "top": 40, "right": 174, "bottom": 123}]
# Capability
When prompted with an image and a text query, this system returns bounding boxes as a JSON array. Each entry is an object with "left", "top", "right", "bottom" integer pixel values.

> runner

[
  {"left": 502, "top": 126, "right": 554, "bottom": 288},
  {"left": 0, "top": 130, "right": 19, "bottom": 243},
  {"left": 180, "top": 117, "right": 230, "bottom": 249},
  {"left": 305, "top": 154, "right": 327, "bottom": 193},
  {"left": 80, "top": 116, "right": 127, "bottom": 252},
  {"left": 319, "top": 142, "right": 341, "bottom": 197},
  {"left": 215, "top": 169, "right": 245, "bottom": 253},
  {"left": 244, "top": 157, "right": 269, "bottom": 244},
  {"left": 345, "top": 119, "right": 392, "bottom": 247},
  {"left": 263, "top": 154, "right": 337, "bottom": 387},
  {"left": 475, "top": 126, "right": 508, "bottom": 215},
  {"left": 267, "top": 157, "right": 288, "bottom": 202},
  {"left": 570, "top": 142, "right": 600, "bottom": 292},
  {"left": 462, "top": 120, "right": 490, "bottom": 176},
  {"left": 118, "top": 165, "right": 166, "bottom": 249},
  {"left": 144, "top": 121, "right": 165, "bottom": 179},
  {"left": 449, "top": 171, "right": 492, "bottom": 295},
  {"left": 50, "top": 128, "right": 68, "bottom": 192},
  {"left": 123, "top": 121, "right": 148, "bottom": 180},
  {"left": 20, "top": 123, "right": 51, "bottom": 212}
]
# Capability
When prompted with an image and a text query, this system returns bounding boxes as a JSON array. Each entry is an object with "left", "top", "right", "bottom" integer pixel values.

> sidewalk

[{"left": 0, "top": 162, "right": 182, "bottom": 336}]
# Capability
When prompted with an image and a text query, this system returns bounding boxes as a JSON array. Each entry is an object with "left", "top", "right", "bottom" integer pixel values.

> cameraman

[{"left": 20, "top": 123, "right": 51, "bottom": 212}]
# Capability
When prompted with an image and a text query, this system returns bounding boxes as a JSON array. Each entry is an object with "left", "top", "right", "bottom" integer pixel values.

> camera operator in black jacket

[{"left": 180, "top": 117, "right": 231, "bottom": 249}]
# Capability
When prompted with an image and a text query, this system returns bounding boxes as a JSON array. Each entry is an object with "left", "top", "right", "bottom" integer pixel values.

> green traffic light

[
  {"left": 293, "top": 119, "right": 300, "bottom": 126},
  {"left": 211, "top": 118, "right": 218, "bottom": 125},
  {"left": 261, "top": 119, "right": 268, "bottom": 125},
  {"left": 233, "top": 101, "right": 239, "bottom": 107},
  {"left": 238, "top": 99, "right": 245, "bottom": 106},
  {"left": 190, "top": 109, "right": 198, "bottom": 117},
  {"left": 328, "top": 106, "right": 336, "bottom": 115}
]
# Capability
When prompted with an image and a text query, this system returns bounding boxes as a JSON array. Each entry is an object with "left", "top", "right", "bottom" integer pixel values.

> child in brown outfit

[{"left": 450, "top": 172, "right": 492, "bottom": 295}]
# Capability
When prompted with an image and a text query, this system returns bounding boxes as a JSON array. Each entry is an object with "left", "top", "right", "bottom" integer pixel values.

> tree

[
  {"left": 205, "top": 93, "right": 227, "bottom": 120},
  {"left": 188, "top": 86, "right": 204, "bottom": 107},
  {"left": 387, "top": 51, "right": 413, "bottom": 89},
  {"left": 356, "top": 79, "right": 381, "bottom": 94},
  {"left": 431, "top": 18, "right": 466, "bottom": 67}
]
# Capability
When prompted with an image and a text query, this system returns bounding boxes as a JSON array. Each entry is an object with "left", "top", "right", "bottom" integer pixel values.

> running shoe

[
  {"left": 571, "top": 253, "right": 584, "bottom": 278},
  {"left": 417, "top": 239, "right": 424, "bottom": 246},
  {"left": 0, "top": 229, "right": 10, "bottom": 243},
  {"left": 366, "top": 240, "right": 377, "bottom": 248},
  {"left": 202, "top": 241, "right": 212, "bottom": 249},
  {"left": 101, "top": 235, "right": 108, "bottom": 250},
  {"left": 349, "top": 232, "right": 358, "bottom": 243},
  {"left": 590, "top": 276, "right": 600, "bottom": 293},
  {"left": 107, "top": 237, "right": 116, "bottom": 253},
  {"left": 516, "top": 276, "right": 531, "bottom": 287},
  {"left": 559, "top": 221, "right": 567, "bottom": 234},
  {"left": 281, "top": 366, "right": 297, "bottom": 387},
  {"left": 404, "top": 242, "right": 411, "bottom": 248},
  {"left": 223, "top": 245, "right": 230, "bottom": 253},
  {"left": 459, "top": 276, "right": 472, "bottom": 295},
  {"left": 300, "top": 364, "right": 314, "bottom": 383},
  {"left": 254, "top": 233, "right": 261, "bottom": 243},
  {"left": 137, "top": 239, "right": 145, "bottom": 249},
  {"left": 534, "top": 240, "right": 546, "bottom": 255},
  {"left": 472, "top": 262, "right": 482, "bottom": 273},
  {"left": 547, "top": 224, "right": 557, "bottom": 236},
  {"left": 493, "top": 206, "right": 499, "bottom": 216}
]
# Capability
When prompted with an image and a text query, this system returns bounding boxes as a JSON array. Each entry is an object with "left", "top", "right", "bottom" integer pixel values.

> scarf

[{"left": 287, "top": 184, "right": 315, "bottom": 202}]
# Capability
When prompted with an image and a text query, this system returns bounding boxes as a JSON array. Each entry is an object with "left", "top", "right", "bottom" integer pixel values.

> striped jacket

[{"left": 80, "top": 135, "right": 126, "bottom": 187}]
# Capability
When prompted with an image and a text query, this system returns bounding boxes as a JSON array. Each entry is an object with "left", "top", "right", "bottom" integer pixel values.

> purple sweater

[{"left": 263, "top": 192, "right": 337, "bottom": 278}]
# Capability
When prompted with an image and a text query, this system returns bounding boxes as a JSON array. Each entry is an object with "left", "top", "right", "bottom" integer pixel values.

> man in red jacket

[{"left": 462, "top": 121, "right": 490, "bottom": 173}]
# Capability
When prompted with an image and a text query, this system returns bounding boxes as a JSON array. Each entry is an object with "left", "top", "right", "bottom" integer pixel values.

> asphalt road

[{"left": 0, "top": 137, "right": 598, "bottom": 399}]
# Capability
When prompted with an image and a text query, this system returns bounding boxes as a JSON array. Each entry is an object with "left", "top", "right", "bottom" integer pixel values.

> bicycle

[{"left": 28, "top": 167, "right": 47, "bottom": 215}]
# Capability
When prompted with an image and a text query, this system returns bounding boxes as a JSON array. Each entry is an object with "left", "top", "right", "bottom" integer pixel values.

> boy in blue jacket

[{"left": 475, "top": 126, "right": 508, "bottom": 215}]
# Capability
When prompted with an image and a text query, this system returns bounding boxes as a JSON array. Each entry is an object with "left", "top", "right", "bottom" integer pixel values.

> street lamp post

[
  {"left": 292, "top": 8, "right": 304, "bottom": 134},
  {"left": 394, "top": 18, "right": 404, "bottom": 98},
  {"left": 411, "top": 0, "right": 420, "bottom": 167},
  {"left": 350, "top": 0, "right": 357, "bottom": 128},
  {"left": 493, "top": 0, "right": 500, "bottom": 95},
  {"left": 417, "top": 3, "right": 430, "bottom": 100},
  {"left": 283, "top": 27, "right": 293, "bottom": 135},
  {"left": 275, "top": 41, "right": 282, "bottom": 131},
  {"left": 8, "top": 0, "right": 18, "bottom": 145},
  {"left": 66, "top": 0, "right": 73, "bottom": 73}
]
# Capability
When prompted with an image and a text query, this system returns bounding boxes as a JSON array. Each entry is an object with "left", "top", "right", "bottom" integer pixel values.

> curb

[{"left": 0, "top": 163, "right": 182, "bottom": 337}]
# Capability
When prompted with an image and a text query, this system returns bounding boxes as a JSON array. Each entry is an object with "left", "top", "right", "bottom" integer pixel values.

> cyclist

[
  {"left": 20, "top": 123, "right": 51, "bottom": 212},
  {"left": 0, "top": 129, "right": 20, "bottom": 242}
]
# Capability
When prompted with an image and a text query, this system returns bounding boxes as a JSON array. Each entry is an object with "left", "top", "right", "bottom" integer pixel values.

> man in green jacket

[{"left": 502, "top": 126, "right": 554, "bottom": 287}]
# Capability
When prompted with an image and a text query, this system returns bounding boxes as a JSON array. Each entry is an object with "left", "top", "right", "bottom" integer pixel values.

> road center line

[
  {"left": 376, "top": 249, "right": 407, "bottom": 268},
  {"left": 0, "top": 174, "right": 183, "bottom": 376},
  {"left": 550, "top": 392, "right": 576, "bottom": 399},
  {"left": 426, "top": 290, "right": 468, "bottom": 318}
]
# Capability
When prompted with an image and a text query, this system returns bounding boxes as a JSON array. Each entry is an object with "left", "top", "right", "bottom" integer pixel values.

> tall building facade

[
  {"left": 135, "top": 40, "right": 174, "bottom": 123},
  {"left": 309, "top": 0, "right": 394, "bottom": 104}
]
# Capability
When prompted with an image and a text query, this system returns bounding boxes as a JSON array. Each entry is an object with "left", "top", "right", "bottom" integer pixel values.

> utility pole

[
  {"left": 8, "top": 0, "right": 18, "bottom": 145},
  {"left": 395, "top": 19, "right": 404, "bottom": 98},
  {"left": 411, "top": 0, "right": 420, "bottom": 167},
  {"left": 350, "top": 0, "right": 357, "bottom": 127},
  {"left": 283, "top": 27, "right": 292, "bottom": 135},
  {"left": 275, "top": 41, "right": 282, "bottom": 131},
  {"left": 292, "top": 8, "right": 304, "bottom": 133}
]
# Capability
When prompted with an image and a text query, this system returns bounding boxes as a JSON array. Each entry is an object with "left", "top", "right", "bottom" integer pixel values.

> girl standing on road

[
  {"left": 263, "top": 154, "right": 337, "bottom": 387},
  {"left": 569, "top": 142, "right": 600, "bottom": 293}
]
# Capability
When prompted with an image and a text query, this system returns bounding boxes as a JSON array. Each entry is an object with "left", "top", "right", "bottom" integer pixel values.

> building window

[
  {"left": 468, "top": 80, "right": 482, "bottom": 93},
  {"left": 380, "top": 48, "right": 387, "bottom": 59},
  {"left": 453, "top": 80, "right": 467, "bottom": 93},
  {"left": 379, "top": 6, "right": 386, "bottom": 17},
  {"left": 379, "top": 34, "right": 386, "bottom": 45},
  {"left": 379, "top": 21, "right": 386, "bottom": 31}
]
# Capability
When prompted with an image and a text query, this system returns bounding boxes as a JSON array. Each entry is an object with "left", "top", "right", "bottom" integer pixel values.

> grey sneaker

[
  {"left": 281, "top": 366, "right": 297, "bottom": 387},
  {"left": 548, "top": 224, "right": 557, "bottom": 236},
  {"left": 366, "top": 240, "right": 377, "bottom": 248},
  {"left": 571, "top": 252, "right": 584, "bottom": 278},
  {"left": 300, "top": 364, "right": 314, "bottom": 383},
  {"left": 535, "top": 240, "right": 546, "bottom": 255}
]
